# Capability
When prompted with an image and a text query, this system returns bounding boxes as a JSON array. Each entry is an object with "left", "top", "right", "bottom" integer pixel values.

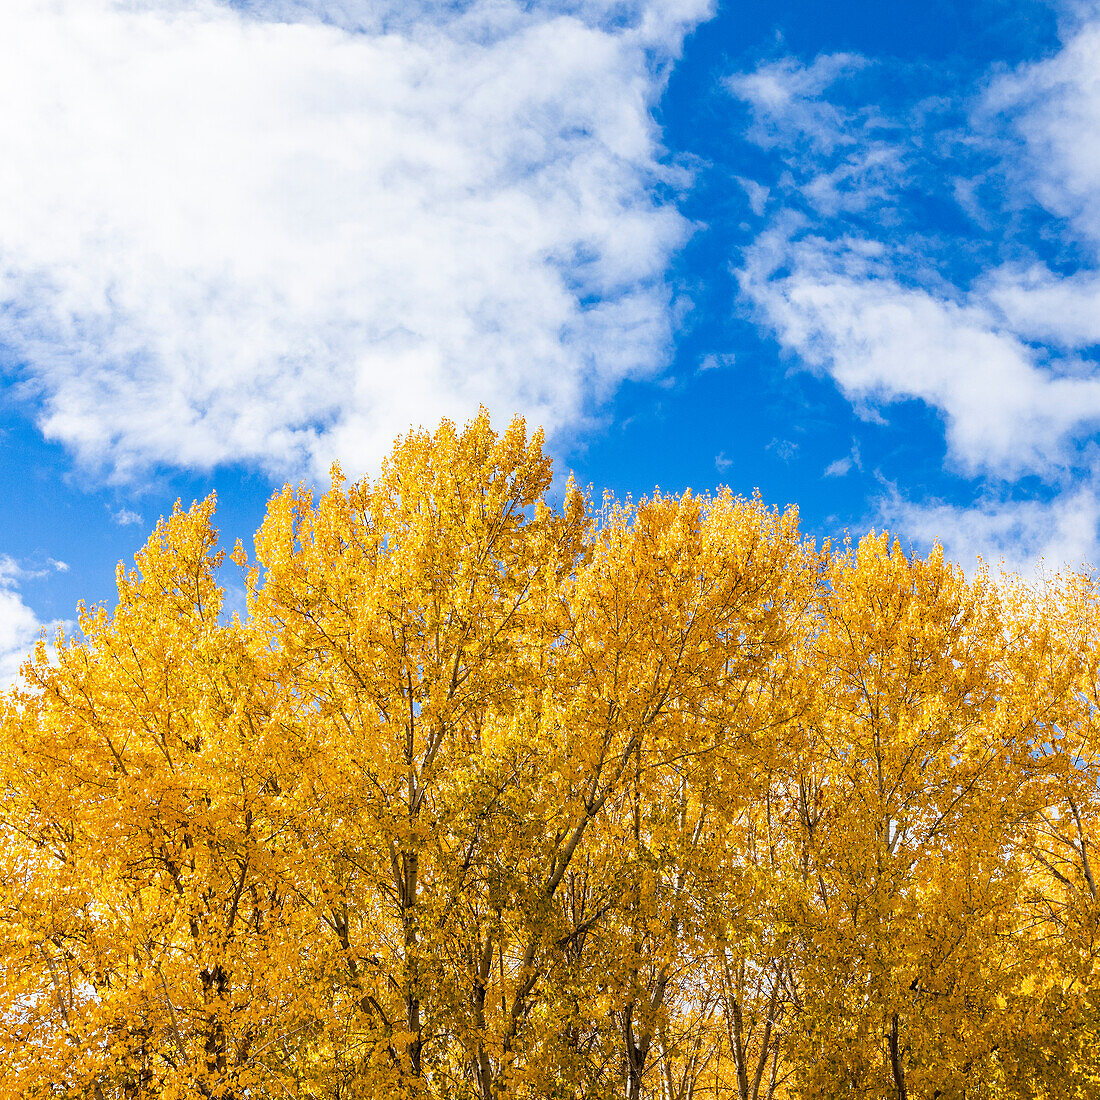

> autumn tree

[
  {"left": 777, "top": 536, "right": 1035, "bottom": 1099},
  {"left": 0, "top": 499, "right": 312, "bottom": 1098},
  {"left": 1, "top": 411, "right": 1097, "bottom": 1100},
  {"left": 997, "top": 573, "right": 1100, "bottom": 1097}
]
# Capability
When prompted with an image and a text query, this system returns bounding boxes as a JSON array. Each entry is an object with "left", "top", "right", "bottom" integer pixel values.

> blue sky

[{"left": 1, "top": 0, "right": 1098, "bottom": 679}]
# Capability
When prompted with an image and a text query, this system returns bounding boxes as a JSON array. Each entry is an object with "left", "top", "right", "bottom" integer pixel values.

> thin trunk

[
  {"left": 472, "top": 931, "right": 495, "bottom": 1100},
  {"left": 403, "top": 847, "right": 422, "bottom": 1076},
  {"left": 729, "top": 996, "right": 750, "bottom": 1100},
  {"left": 1068, "top": 795, "right": 1098, "bottom": 899},
  {"left": 501, "top": 730, "right": 640, "bottom": 1064},
  {"left": 750, "top": 970, "right": 781, "bottom": 1100},
  {"left": 400, "top": 661, "right": 424, "bottom": 1080},
  {"left": 888, "top": 1013, "right": 907, "bottom": 1100},
  {"left": 765, "top": 1036, "right": 780, "bottom": 1100},
  {"left": 201, "top": 964, "right": 232, "bottom": 1099},
  {"left": 658, "top": 1028, "right": 676, "bottom": 1100},
  {"left": 623, "top": 1003, "right": 654, "bottom": 1100}
]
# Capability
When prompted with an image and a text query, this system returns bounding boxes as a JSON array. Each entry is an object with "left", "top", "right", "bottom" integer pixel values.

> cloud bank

[{"left": 0, "top": 0, "right": 710, "bottom": 481}]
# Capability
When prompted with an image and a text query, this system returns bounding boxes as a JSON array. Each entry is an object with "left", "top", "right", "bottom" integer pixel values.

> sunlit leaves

[{"left": 0, "top": 413, "right": 1097, "bottom": 1098}]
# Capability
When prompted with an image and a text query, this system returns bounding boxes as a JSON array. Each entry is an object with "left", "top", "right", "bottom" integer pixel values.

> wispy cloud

[
  {"left": 110, "top": 508, "right": 144, "bottom": 528},
  {"left": 824, "top": 441, "right": 860, "bottom": 477},
  {"left": 728, "top": 22, "right": 1100, "bottom": 570},
  {"left": 0, "top": 0, "right": 711, "bottom": 482},
  {"left": 725, "top": 53, "right": 871, "bottom": 155},
  {"left": 767, "top": 437, "right": 798, "bottom": 463},
  {"left": 984, "top": 14, "right": 1100, "bottom": 252},
  {"left": 698, "top": 351, "right": 735, "bottom": 372}
]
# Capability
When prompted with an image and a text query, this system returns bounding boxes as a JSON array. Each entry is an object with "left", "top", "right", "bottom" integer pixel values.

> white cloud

[
  {"left": 879, "top": 487, "right": 1100, "bottom": 578},
  {"left": 727, "top": 53, "right": 906, "bottom": 219},
  {"left": 234, "top": 0, "right": 712, "bottom": 42},
  {"left": 0, "top": 558, "right": 46, "bottom": 688},
  {"left": 824, "top": 439, "right": 860, "bottom": 478},
  {"left": 698, "top": 351, "right": 735, "bottom": 371},
  {"left": 734, "top": 176, "right": 769, "bottom": 216},
  {"left": 728, "top": 24, "right": 1100, "bottom": 574},
  {"left": 983, "top": 266, "right": 1100, "bottom": 348},
  {"left": 726, "top": 53, "right": 869, "bottom": 154},
  {"left": 111, "top": 508, "right": 145, "bottom": 527},
  {"left": 985, "top": 16, "right": 1100, "bottom": 253},
  {"left": 972, "top": 20, "right": 1100, "bottom": 353},
  {"left": 729, "top": 19, "right": 1100, "bottom": 487},
  {"left": 739, "top": 227, "right": 1100, "bottom": 478},
  {"left": 0, "top": 0, "right": 710, "bottom": 481}
]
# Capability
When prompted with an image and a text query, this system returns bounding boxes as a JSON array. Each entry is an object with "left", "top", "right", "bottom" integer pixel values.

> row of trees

[{"left": 0, "top": 413, "right": 1097, "bottom": 1099}]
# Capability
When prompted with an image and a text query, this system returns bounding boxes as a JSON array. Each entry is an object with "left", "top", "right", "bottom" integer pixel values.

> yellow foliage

[{"left": 0, "top": 412, "right": 1096, "bottom": 1099}]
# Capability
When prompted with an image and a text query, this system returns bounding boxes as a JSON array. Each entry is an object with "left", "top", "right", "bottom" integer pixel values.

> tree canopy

[{"left": 1, "top": 412, "right": 1097, "bottom": 1099}]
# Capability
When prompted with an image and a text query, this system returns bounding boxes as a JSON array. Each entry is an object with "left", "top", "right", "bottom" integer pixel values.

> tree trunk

[{"left": 888, "top": 1013, "right": 908, "bottom": 1100}]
